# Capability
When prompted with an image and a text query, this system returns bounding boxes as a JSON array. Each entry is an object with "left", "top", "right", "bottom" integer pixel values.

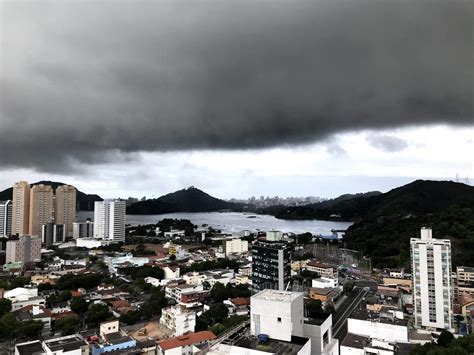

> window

[{"left": 277, "top": 317, "right": 281, "bottom": 323}]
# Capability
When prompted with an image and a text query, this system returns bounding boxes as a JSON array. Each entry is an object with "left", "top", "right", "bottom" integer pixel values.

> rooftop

[
  {"left": 16, "top": 341, "right": 44, "bottom": 355},
  {"left": 349, "top": 308, "right": 408, "bottom": 327},
  {"left": 158, "top": 331, "right": 216, "bottom": 350},
  {"left": 234, "top": 335, "right": 309, "bottom": 354},
  {"left": 342, "top": 333, "right": 414, "bottom": 355},
  {"left": 252, "top": 289, "right": 303, "bottom": 303},
  {"left": 44, "top": 335, "right": 88, "bottom": 352}
]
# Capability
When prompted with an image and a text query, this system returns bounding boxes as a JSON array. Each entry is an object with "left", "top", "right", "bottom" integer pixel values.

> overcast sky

[{"left": 1, "top": 1, "right": 472, "bottom": 199}]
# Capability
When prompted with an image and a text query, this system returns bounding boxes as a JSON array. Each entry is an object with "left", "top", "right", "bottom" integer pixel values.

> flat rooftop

[
  {"left": 234, "top": 335, "right": 308, "bottom": 354},
  {"left": 350, "top": 308, "right": 408, "bottom": 327},
  {"left": 44, "top": 335, "right": 87, "bottom": 352},
  {"left": 252, "top": 289, "right": 303, "bottom": 303},
  {"left": 16, "top": 341, "right": 44, "bottom": 355},
  {"left": 342, "top": 333, "right": 414, "bottom": 355}
]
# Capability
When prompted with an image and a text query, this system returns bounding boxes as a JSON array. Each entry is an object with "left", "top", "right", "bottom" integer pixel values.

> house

[
  {"left": 15, "top": 334, "right": 89, "bottom": 355},
  {"left": 223, "top": 297, "right": 250, "bottom": 316},
  {"left": 4, "top": 287, "right": 46, "bottom": 311},
  {"left": 306, "top": 261, "right": 338, "bottom": 279},
  {"left": 160, "top": 305, "right": 196, "bottom": 336},
  {"left": 157, "top": 331, "right": 216, "bottom": 355},
  {"left": 15, "top": 305, "right": 53, "bottom": 333}
]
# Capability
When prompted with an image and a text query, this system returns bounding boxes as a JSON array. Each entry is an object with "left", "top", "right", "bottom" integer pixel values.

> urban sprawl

[{"left": 0, "top": 181, "right": 471, "bottom": 355}]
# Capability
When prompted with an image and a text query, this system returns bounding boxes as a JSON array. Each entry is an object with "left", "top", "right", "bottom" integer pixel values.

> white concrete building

[
  {"left": 73, "top": 220, "right": 94, "bottom": 239},
  {"left": 411, "top": 227, "right": 453, "bottom": 331},
  {"left": 0, "top": 200, "right": 12, "bottom": 237},
  {"left": 94, "top": 199, "right": 126, "bottom": 243},
  {"left": 160, "top": 305, "right": 196, "bottom": 336},
  {"left": 312, "top": 277, "right": 338, "bottom": 289},
  {"left": 75, "top": 237, "right": 103, "bottom": 249},
  {"left": 224, "top": 238, "right": 249, "bottom": 256},
  {"left": 266, "top": 230, "right": 283, "bottom": 241}
]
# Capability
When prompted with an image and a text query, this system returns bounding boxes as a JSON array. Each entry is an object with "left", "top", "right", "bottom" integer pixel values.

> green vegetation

[
  {"left": 126, "top": 187, "right": 245, "bottom": 215},
  {"left": 86, "top": 303, "right": 112, "bottom": 324},
  {"left": 70, "top": 297, "right": 88, "bottom": 315},
  {"left": 0, "top": 277, "right": 31, "bottom": 290},
  {"left": 210, "top": 315, "right": 247, "bottom": 335},
  {"left": 121, "top": 265, "right": 165, "bottom": 280},
  {"left": 210, "top": 282, "right": 251, "bottom": 303},
  {"left": 54, "top": 316, "right": 80, "bottom": 336},
  {"left": 56, "top": 273, "right": 102, "bottom": 290},
  {"left": 410, "top": 333, "right": 474, "bottom": 355}
]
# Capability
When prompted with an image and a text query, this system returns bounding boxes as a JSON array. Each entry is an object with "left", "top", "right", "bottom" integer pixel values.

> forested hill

[
  {"left": 265, "top": 180, "right": 474, "bottom": 221},
  {"left": 0, "top": 180, "right": 102, "bottom": 211},
  {"left": 127, "top": 187, "right": 247, "bottom": 214}
]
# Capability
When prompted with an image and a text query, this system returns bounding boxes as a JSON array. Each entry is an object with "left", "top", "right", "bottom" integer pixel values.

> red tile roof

[
  {"left": 229, "top": 297, "right": 250, "bottom": 306},
  {"left": 158, "top": 331, "right": 216, "bottom": 350}
]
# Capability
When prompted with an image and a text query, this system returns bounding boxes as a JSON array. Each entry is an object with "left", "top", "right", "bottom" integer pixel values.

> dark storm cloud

[
  {"left": 366, "top": 134, "right": 409, "bottom": 152},
  {"left": 0, "top": 0, "right": 472, "bottom": 172}
]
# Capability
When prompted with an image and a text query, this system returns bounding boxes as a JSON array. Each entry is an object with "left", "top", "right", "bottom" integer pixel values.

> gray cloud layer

[{"left": 1, "top": 0, "right": 472, "bottom": 172}]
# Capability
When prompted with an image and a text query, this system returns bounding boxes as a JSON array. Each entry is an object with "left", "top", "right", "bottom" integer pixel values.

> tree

[
  {"left": 86, "top": 304, "right": 111, "bottom": 324},
  {"left": 202, "top": 303, "right": 229, "bottom": 324},
  {"left": 70, "top": 297, "right": 88, "bottom": 315},
  {"left": 306, "top": 299, "right": 324, "bottom": 318},
  {"left": 120, "top": 310, "right": 141, "bottom": 325},
  {"left": 0, "top": 312, "right": 17, "bottom": 339},
  {"left": 210, "top": 323, "right": 226, "bottom": 335},
  {"left": 0, "top": 299, "right": 12, "bottom": 317},
  {"left": 17, "top": 320, "right": 43, "bottom": 338},
  {"left": 344, "top": 281, "right": 355, "bottom": 294},
  {"left": 437, "top": 330, "right": 454, "bottom": 347},
  {"left": 55, "top": 316, "right": 80, "bottom": 335}
]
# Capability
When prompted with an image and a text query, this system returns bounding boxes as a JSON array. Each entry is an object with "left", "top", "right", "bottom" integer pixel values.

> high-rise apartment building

[
  {"left": 73, "top": 219, "right": 94, "bottom": 239},
  {"left": 5, "top": 235, "right": 42, "bottom": 264},
  {"left": 94, "top": 200, "right": 126, "bottom": 243},
  {"left": 411, "top": 227, "right": 453, "bottom": 331},
  {"left": 0, "top": 200, "right": 13, "bottom": 237},
  {"left": 252, "top": 240, "right": 291, "bottom": 291},
  {"left": 29, "top": 184, "right": 54, "bottom": 237},
  {"left": 12, "top": 181, "right": 30, "bottom": 235},
  {"left": 55, "top": 185, "right": 77, "bottom": 237},
  {"left": 41, "top": 223, "right": 66, "bottom": 247}
]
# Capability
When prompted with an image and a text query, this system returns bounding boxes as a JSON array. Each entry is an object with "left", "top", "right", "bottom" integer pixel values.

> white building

[
  {"left": 266, "top": 230, "right": 283, "bottom": 241},
  {"left": 224, "top": 238, "right": 249, "bottom": 256},
  {"left": 160, "top": 305, "right": 196, "bottom": 336},
  {"left": 73, "top": 220, "right": 94, "bottom": 239},
  {"left": 94, "top": 199, "right": 126, "bottom": 243},
  {"left": 312, "top": 277, "right": 338, "bottom": 289},
  {"left": 75, "top": 238, "right": 103, "bottom": 249},
  {"left": 411, "top": 227, "right": 453, "bottom": 331},
  {"left": 0, "top": 200, "right": 12, "bottom": 237}
]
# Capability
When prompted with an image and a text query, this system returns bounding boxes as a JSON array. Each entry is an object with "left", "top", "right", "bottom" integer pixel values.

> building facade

[
  {"left": 29, "top": 184, "right": 54, "bottom": 237},
  {"left": 12, "top": 181, "right": 30, "bottom": 235},
  {"left": 41, "top": 223, "right": 66, "bottom": 247},
  {"left": 73, "top": 219, "right": 94, "bottom": 239},
  {"left": 252, "top": 240, "right": 291, "bottom": 291},
  {"left": 224, "top": 238, "right": 249, "bottom": 256},
  {"left": 93, "top": 200, "right": 126, "bottom": 242},
  {"left": 0, "top": 200, "right": 12, "bottom": 237},
  {"left": 411, "top": 227, "right": 453, "bottom": 331},
  {"left": 6, "top": 235, "right": 42, "bottom": 264},
  {"left": 55, "top": 185, "right": 77, "bottom": 238}
]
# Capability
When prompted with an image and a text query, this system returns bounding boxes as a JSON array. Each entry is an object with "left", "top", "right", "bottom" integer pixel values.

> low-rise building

[
  {"left": 160, "top": 305, "right": 196, "bottom": 336},
  {"left": 15, "top": 334, "right": 89, "bottom": 355},
  {"left": 165, "top": 283, "right": 211, "bottom": 304},
  {"left": 224, "top": 238, "right": 249, "bottom": 256},
  {"left": 306, "top": 261, "right": 338, "bottom": 279},
  {"left": 157, "top": 331, "right": 216, "bottom": 355},
  {"left": 223, "top": 297, "right": 250, "bottom": 316}
]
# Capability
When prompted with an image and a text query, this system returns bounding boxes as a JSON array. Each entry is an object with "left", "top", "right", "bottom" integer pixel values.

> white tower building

[
  {"left": 0, "top": 200, "right": 13, "bottom": 237},
  {"left": 411, "top": 227, "right": 453, "bottom": 331},
  {"left": 93, "top": 200, "right": 126, "bottom": 243}
]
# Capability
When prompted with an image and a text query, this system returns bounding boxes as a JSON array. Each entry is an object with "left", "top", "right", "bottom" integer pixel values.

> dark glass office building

[{"left": 252, "top": 240, "right": 291, "bottom": 291}]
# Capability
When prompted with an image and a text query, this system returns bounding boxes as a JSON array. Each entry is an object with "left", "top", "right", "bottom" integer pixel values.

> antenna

[{"left": 285, "top": 281, "right": 291, "bottom": 292}]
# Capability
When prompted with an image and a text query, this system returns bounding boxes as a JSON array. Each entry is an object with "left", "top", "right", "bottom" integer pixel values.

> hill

[
  {"left": 267, "top": 180, "right": 474, "bottom": 221},
  {"left": 0, "top": 181, "right": 102, "bottom": 211},
  {"left": 127, "top": 187, "right": 247, "bottom": 214}
]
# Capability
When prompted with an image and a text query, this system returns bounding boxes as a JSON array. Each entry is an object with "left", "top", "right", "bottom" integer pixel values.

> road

[{"left": 332, "top": 287, "right": 369, "bottom": 340}]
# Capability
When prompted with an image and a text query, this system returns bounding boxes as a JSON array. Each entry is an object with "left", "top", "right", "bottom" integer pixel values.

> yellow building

[
  {"left": 55, "top": 185, "right": 77, "bottom": 237},
  {"left": 12, "top": 181, "right": 30, "bottom": 235},
  {"left": 29, "top": 184, "right": 53, "bottom": 236}
]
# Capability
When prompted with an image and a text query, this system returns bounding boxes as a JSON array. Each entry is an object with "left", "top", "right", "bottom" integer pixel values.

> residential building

[
  {"left": 266, "top": 230, "right": 283, "bottom": 241},
  {"left": 94, "top": 199, "right": 126, "bottom": 242},
  {"left": 160, "top": 305, "right": 197, "bottom": 336},
  {"left": 306, "top": 261, "right": 338, "bottom": 280},
  {"left": 14, "top": 305, "right": 53, "bottom": 333},
  {"left": 0, "top": 200, "right": 12, "bottom": 237},
  {"left": 157, "top": 331, "right": 216, "bottom": 355},
  {"left": 312, "top": 277, "right": 338, "bottom": 289},
  {"left": 29, "top": 184, "right": 54, "bottom": 237},
  {"left": 15, "top": 334, "right": 90, "bottom": 355},
  {"left": 453, "top": 266, "right": 474, "bottom": 300},
  {"left": 252, "top": 240, "right": 291, "bottom": 291},
  {"left": 6, "top": 235, "right": 42, "bottom": 263},
  {"left": 55, "top": 185, "right": 77, "bottom": 237},
  {"left": 73, "top": 219, "right": 94, "bottom": 239},
  {"left": 41, "top": 223, "right": 66, "bottom": 247},
  {"left": 165, "top": 283, "right": 211, "bottom": 304},
  {"left": 223, "top": 297, "right": 250, "bottom": 316},
  {"left": 411, "top": 227, "right": 453, "bottom": 331},
  {"left": 93, "top": 320, "right": 137, "bottom": 355},
  {"left": 340, "top": 333, "right": 414, "bottom": 355},
  {"left": 224, "top": 238, "right": 248, "bottom": 256},
  {"left": 12, "top": 181, "right": 30, "bottom": 235},
  {"left": 4, "top": 287, "right": 46, "bottom": 311}
]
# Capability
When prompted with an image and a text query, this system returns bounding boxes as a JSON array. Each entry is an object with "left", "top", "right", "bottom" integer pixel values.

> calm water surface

[{"left": 79, "top": 211, "right": 351, "bottom": 235}]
